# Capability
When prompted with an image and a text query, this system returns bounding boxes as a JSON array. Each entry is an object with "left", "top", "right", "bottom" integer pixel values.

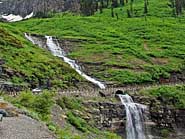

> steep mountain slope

[
  {"left": 11, "top": 0, "right": 185, "bottom": 86},
  {"left": 0, "top": 23, "right": 84, "bottom": 89},
  {"left": 0, "top": 0, "right": 185, "bottom": 139}
]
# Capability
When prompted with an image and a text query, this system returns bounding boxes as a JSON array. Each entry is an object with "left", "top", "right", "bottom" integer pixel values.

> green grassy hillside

[
  {"left": 0, "top": 0, "right": 185, "bottom": 138},
  {"left": 10, "top": 0, "right": 185, "bottom": 85},
  {"left": 0, "top": 23, "right": 83, "bottom": 89}
]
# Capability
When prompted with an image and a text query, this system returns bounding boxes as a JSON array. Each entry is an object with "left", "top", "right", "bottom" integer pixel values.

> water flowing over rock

[
  {"left": 24, "top": 33, "right": 105, "bottom": 89},
  {"left": 119, "top": 94, "right": 147, "bottom": 139},
  {"left": 24, "top": 33, "right": 37, "bottom": 45},
  {"left": 45, "top": 36, "right": 106, "bottom": 89}
]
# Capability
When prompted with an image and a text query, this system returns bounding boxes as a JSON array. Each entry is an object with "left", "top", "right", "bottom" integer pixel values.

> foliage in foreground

[
  {"left": 5, "top": 91, "right": 54, "bottom": 120},
  {"left": 56, "top": 96, "right": 122, "bottom": 139},
  {"left": 3, "top": 92, "right": 122, "bottom": 139}
]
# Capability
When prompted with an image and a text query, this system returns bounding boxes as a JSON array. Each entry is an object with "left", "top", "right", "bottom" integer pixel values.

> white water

[
  {"left": 1, "top": 12, "right": 33, "bottom": 22},
  {"left": 25, "top": 33, "right": 105, "bottom": 89},
  {"left": 45, "top": 36, "right": 106, "bottom": 89},
  {"left": 119, "top": 94, "right": 147, "bottom": 139},
  {"left": 24, "top": 33, "right": 36, "bottom": 44}
]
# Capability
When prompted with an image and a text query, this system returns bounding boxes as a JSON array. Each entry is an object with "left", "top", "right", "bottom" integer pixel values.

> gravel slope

[{"left": 0, "top": 114, "right": 56, "bottom": 139}]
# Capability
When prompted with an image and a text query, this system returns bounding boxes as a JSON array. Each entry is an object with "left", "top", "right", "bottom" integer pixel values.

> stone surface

[
  {"left": 82, "top": 99, "right": 185, "bottom": 139},
  {"left": 0, "top": 0, "right": 80, "bottom": 17},
  {"left": 0, "top": 114, "right": 56, "bottom": 139},
  {"left": 82, "top": 101, "right": 126, "bottom": 135}
]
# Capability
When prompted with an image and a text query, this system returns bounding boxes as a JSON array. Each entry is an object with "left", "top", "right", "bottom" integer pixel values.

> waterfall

[
  {"left": 25, "top": 34, "right": 105, "bottom": 89},
  {"left": 119, "top": 94, "right": 147, "bottom": 139},
  {"left": 25, "top": 33, "right": 36, "bottom": 44},
  {"left": 45, "top": 36, "right": 105, "bottom": 89}
]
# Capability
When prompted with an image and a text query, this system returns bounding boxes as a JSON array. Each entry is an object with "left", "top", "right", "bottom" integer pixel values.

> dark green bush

[
  {"left": 161, "top": 129, "right": 170, "bottom": 138},
  {"left": 9, "top": 90, "right": 54, "bottom": 120},
  {"left": 140, "top": 85, "right": 185, "bottom": 108},
  {"left": 67, "top": 111, "right": 88, "bottom": 132},
  {"left": 57, "top": 96, "right": 82, "bottom": 110}
]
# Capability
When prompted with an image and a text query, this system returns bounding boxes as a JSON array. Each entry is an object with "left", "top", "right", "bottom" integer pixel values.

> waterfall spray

[
  {"left": 45, "top": 36, "right": 106, "bottom": 89},
  {"left": 119, "top": 94, "right": 147, "bottom": 139}
]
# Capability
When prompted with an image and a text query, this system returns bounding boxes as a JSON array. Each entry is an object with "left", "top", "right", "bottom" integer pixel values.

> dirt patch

[
  {"left": 152, "top": 58, "right": 169, "bottom": 65},
  {"left": 143, "top": 40, "right": 149, "bottom": 51},
  {"left": 0, "top": 115, "right": 56, "bottom": 139}
]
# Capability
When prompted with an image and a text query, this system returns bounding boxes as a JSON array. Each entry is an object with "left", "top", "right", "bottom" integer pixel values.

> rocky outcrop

[
  {"left": 132, "top": 95, "right": 185, "bottom": 129},
  {"left": 81, "top": 98, "right": 185, "bottom": 139},
  {"left": 175, "top": 109, "right": 185, "bottom": 128},
  {"left": 0, "top": 0, "right": 80, "bottom": 17},
  {"left": 0, "top": 82, "right": 26, "bottom": 93},
  {"left": 0, "top": 59, "right": 27, "bottom": 93},
  {"left": 83, "top": 102, "right": 125, "bottom": 129}
]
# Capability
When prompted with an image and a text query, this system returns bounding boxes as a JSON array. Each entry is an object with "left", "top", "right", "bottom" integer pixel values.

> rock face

[
  {"left": 175, "top": 109, "right": 185, "bottom": 128},
  {"left": 83, "top": 102, "right": 126, "bottom": 137},
  {"left": 0, "top": 0, "right": 80, "bottom": 17},
  {"left": 0, "top": 59, "right": 27, "bottom": 93},
  {"left": 82, "top": 99, "right": 185, "bottom": 139}
]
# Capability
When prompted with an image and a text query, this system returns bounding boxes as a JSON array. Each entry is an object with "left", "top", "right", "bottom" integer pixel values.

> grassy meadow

[
  {"left": 0, "top": 0, "right": 184, "bottom": 86},
  {"left": 0, "top": 23, "right": 83, "bottom": 88},
  {"left": 8, "top": 0, "right": 185, "bottom": 85}
]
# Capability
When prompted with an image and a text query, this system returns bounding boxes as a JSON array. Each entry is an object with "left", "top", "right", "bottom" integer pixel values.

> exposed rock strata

[{"left": 80, "top": 98, "right": 185, "bottom": 139}]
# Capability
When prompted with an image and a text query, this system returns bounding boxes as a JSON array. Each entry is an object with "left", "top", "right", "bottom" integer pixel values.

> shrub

[
  {"left": 32, "top": 91, "right": 54, "bottom": 119},
  {"left": 8, "top": 90, "right": 54, "bottom": 120},
  {"left": 140, "top": 85, "right": 185, "bottom": 108},
  {"left": 67, "top": 111, "right": 88, "bottom": 132},
  {"left": 57, "top": 97, "right": 82, "bottom": 110},
  {"left": 161, "top": 129, "right": 170, "bottom": 138},
  {"left": 17, "top": 91, "right": 34, "bottom": 107}
]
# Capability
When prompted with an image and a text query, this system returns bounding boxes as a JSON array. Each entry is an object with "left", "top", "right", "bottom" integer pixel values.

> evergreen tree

[
  {"left": 120, "top": 0, "right": 124, "bottom": 6},
  {"left": 80, "top": 0, "right": 97, "bottom": 16},
  {"left": 100, "top": 0, "right": 104, "bottom": 13},
  {"left": 144, "top": 0, "right": 148, "bottom": 15}
]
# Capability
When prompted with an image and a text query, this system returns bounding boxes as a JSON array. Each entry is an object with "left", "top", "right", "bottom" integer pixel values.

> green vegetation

[
  {"left": 160, "top": 129, "right": 170, "bottom": 138},
  {"left": 10, "top": 0, "right": 185, "bottom": 85},
  {"left": 56, "top": 96, "right": 121, "bottom": 139},
  {"left": 4, "top": 91, "right": 54, "bottom": 120},
  {"left": 56, "top": 96, "right": 82, "bottom": 110},
  {"left": 3, "top": 92, "right": 121, "bottom": 139},
  {"left": 0, "top": 23, "right": 83, "bottom": 88},
  {"left": 67, "top": 111, "right": 90, "bottom": 132},
  {"left": 140, "top": 85, "right": 185, "bottom": 108},
  {"left": 1, "top": 0, "right": 185, "bottom": 138}
]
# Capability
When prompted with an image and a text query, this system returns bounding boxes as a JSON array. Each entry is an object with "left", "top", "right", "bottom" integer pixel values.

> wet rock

[
  {"left": 99, "top": 91, "right": 106, "bottom": 97},
  {"left": 83, "top": 96, "right": 185, "bottom": 139}
]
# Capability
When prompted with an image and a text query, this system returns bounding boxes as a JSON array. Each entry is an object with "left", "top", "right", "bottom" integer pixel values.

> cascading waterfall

[
  {"left": 119, "top": 94, "right": 147, "bottom": 139},
  {"left": 25, "top": 33, "right": 105, "bottom": 89},
  {"left": 25, "top": 33, "right": 36, "bottom": 44},
  {"left": 45, "top": 36, "right": 105, "bottom": 89}
]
